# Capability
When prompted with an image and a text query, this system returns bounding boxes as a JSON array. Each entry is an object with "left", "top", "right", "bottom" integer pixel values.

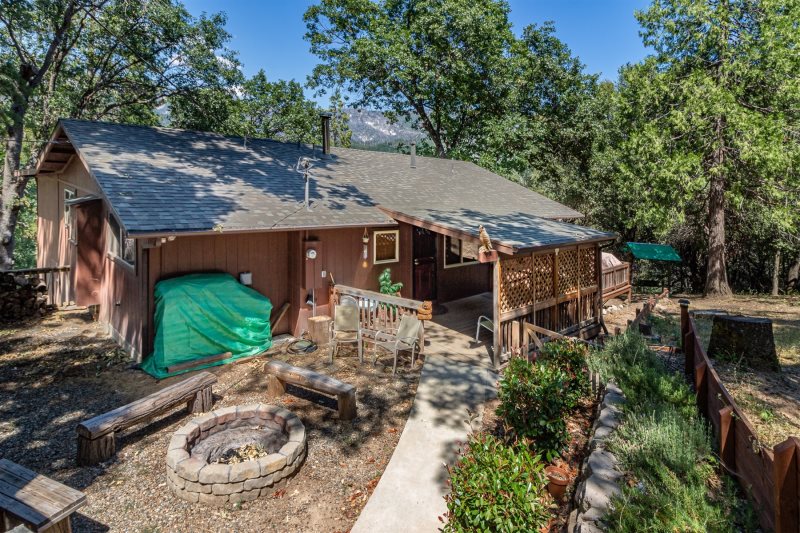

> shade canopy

[{"left": 623, "top": 242, "right": 681, "bottom": 262}]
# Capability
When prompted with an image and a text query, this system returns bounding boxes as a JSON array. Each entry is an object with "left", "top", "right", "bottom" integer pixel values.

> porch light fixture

[{"left": 362, "top": 229, "right": 370, "bottom": 268}]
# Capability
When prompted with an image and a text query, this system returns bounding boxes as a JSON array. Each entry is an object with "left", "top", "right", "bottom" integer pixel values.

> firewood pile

[{"left": 0, "top": 272, "right": 52, "bottom": 321}]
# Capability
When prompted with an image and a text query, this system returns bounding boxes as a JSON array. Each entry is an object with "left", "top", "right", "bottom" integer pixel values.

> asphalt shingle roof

[{"left": 58, "top": 119, "right": 614, "bottom": 252}]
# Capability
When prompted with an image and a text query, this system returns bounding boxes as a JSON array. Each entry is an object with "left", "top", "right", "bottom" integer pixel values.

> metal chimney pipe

[
  {"left": 320, "top": 113, "right": 332, "bottom": 155},
  {"left": 410, "top": 142, "right": 416, "bottom": 168}
]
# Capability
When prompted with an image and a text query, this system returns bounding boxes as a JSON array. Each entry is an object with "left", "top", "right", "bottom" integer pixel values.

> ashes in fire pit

[{"left": 166, "top": 404, "right": 306, "bottom": 506}]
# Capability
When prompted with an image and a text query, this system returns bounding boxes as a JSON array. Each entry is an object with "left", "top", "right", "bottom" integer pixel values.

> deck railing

[
  {"left": 331, "top": 285, "right": 424, "bottom": 336},
  {"left": 601, "top": 261, "right": 631, "bottom": 301}
]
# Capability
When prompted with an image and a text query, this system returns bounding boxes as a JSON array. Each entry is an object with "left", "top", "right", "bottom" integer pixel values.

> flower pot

[{"left": 545, "top": 466, "right": 569, "bottom": 500}]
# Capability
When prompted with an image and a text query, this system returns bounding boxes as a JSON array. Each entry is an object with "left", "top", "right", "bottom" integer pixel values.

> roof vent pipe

[
  {"left": 410, "top": 142, "right": 416, "bottom": 168},
  {"left": 320, "top": 113, "right": 332, "bottom": 155}
]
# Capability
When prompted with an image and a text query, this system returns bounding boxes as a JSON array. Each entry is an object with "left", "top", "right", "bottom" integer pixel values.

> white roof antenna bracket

[{"left": 295, "top": 156, "right": 315, "bottom": 211}]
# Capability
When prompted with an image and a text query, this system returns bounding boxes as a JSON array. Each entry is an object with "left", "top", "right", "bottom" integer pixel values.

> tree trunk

[
  {"left": 704, "top": 116, "right": 732, "bottom": 297},
  {"left": 772, "top": 248, "right": 781, "bottom": 296},
  {"left": 787, "top": 252, "right": 800, "bottom": 292},
  {"left": 1, "top": 95, "right": 30, "bottom": 269}
]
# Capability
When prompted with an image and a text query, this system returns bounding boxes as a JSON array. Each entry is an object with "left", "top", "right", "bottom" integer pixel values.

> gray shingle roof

[{"left": 58, "top": 119, "right": 614, "bottom": 252}]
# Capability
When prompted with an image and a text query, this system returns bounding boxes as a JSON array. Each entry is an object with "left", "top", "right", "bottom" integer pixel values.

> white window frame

[
  {"left": 443, "top": 235, "right": 480, "bottom": 269},
  {"left": 373, "top": 229, "right": 400, "bottom": 265},
  {"left": 107, "top": 214, "right": 136, "bottom": 267},
  {"left": 64, "top": 188, "right": 76, "bottom": 241}
]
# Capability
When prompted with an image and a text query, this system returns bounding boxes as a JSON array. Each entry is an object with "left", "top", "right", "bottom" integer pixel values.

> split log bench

[
  {"left": 0, "top": 459, "right": 86, "bottom": 532},
  {"left": 76, "top": 372, "right": 217, "bottom": 466},
  {"left": 265, "top": 360, "right": 356, "bottom": 420}
]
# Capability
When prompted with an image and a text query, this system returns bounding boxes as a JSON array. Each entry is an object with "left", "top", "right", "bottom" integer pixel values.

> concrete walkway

[{"left": 352, "top": 296, "right": 497, "bottom": 533}]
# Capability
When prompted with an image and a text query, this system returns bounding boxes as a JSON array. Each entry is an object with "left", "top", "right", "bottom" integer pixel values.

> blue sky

[{"left": 184, "top": 0, "right": 651, "bottom": 103}]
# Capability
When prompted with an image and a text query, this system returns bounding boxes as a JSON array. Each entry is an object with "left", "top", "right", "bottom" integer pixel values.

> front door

[
  {"left": 413, "top": 228, "right": 437, "bottom": 301},
  {"left": 73, "top": 199, "right": 105, "bottom": 306}
]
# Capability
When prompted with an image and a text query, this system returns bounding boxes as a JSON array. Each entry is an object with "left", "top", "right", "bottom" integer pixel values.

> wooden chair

[
  {"left": 372, "top": 314, "right": 422, "bottom": 374},
  {"left": 329, "top": 296, "right": 363, "bottom": 363}
]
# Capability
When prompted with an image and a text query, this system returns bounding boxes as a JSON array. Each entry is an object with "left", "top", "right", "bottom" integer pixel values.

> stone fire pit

[{"left": 166, "top": 404, "right": 306, "bottom": 505}]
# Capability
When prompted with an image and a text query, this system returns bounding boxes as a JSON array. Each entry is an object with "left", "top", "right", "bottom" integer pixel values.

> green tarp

[
  {"left": 141, "top": 273, "right": 272, "bottom": 379},
  {"left": 623, "top": 242, "right": 682, "bottom": 262}
]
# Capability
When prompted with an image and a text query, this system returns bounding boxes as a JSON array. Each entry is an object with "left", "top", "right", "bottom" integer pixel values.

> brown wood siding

[
  {"left": 436, "top": 234, "right": 492, "bottom": 302},
  {"left": 147, "top": 232, "right": 292, "bottom": 353}
]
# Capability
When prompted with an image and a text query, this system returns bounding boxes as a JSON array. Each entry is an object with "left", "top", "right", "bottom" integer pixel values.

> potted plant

[{"left": 544, "top": 465, "right": 569, "bottom": 500}]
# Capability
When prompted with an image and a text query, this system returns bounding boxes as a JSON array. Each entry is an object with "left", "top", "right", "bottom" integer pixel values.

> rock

[
  {"left": 581, "top": 475, "right": 622, "bottom": 512},
  {"left": 586, "top": 450, "right": 621, "bottom": 481}
]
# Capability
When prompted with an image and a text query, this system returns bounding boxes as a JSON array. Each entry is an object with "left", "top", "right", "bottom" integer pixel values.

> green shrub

[
  {"left": 538, "top": 338, "right": 590, "bottom": 404},
  {"left": 443, "top": 434, "right": 550, "bottom": 532},
  {"left": 496, "top": 357, "right": 570, "bottom": 455}
]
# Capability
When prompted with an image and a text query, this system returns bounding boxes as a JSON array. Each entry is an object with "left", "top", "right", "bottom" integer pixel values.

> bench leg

[
  {"left": 337, "top": 391, "right": 356, "bottom": 421},
  {"left": 267, "top": 375, "right": 286, "bottom": 398},
  {"left": 188, "top": 386, "right": 213, "bottom": 414},
  {"left": 77, "top": 433, "right": 115, "bottom": 466},
  {"left": 51, "top": 516, "right": 74, "bottom": 533}
]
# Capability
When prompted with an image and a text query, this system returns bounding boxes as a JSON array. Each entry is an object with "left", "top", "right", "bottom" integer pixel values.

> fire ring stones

[{"left": 166, "top": 404, "right": 306, "bottom": 506}]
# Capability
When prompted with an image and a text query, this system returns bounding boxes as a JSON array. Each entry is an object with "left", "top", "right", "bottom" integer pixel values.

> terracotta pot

[{"left": 545, "top": 465, "right": 569, "bottom": 500}]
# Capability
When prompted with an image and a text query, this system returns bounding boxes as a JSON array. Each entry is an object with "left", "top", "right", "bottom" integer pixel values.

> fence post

[
  {"left": 719, "top": 406, "right": 736, "bottom": 471},
  {"left": 679, "top": 299, "right": 690, "bottom": 341},
  {"left": 679, "top": 299, "right": 694, "bottom": 382},
  {"left": 773, "top": 437, "right": 800, "bottom": 533},
  {"left": 694, "top": 360, "right": 708, "bottom": 419}
]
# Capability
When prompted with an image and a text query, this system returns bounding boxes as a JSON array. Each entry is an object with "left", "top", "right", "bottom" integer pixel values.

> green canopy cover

[
  {"left": 623, "top": 242, "right": 682, "bottom": 262},
  {"left": 141, "top": 273, "right": 272, "bottom": 379}
]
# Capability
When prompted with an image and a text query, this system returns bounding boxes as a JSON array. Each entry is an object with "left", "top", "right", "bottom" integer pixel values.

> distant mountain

[{"left": 345, "top": 108, "right": 425, "bottom": 149}]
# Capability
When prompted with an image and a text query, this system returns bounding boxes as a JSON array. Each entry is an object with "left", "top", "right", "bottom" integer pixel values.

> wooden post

[
  {"left": 266, "top": 374, "right": 286, "bottom": 398},
  {"left": 492, "top": 260, "right": 501, "bottom": 369},
  {"left": 337, "top": 390, "right": 357, "bottom": 421},
  {"left": 552, "top": 249, "right": 559, "bottom": 331},
  {"left": 695, "top": 360, "right": 708, "bottom": 419},
  {"left": 773, "top": 437, "right": 800, "bottom": 533},
  {"left": 188, "top": 386, "right": 213, "bottom": 414},
  {"left": 77, "top": 433, "right": 115, "bottom": 466},
  {"left": 719, "top": 405, "right": 736, "bottom": 471}
]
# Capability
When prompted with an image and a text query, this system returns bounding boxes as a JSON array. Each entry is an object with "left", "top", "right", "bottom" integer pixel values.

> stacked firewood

[{"left": 0, "top": 272, "right": 50, "bottom": 321}]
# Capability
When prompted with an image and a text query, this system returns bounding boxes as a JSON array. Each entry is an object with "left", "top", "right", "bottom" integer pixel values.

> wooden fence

[
  {"left": 679, "top": 299, "right": 799, "bottom": 532},
  {"left": 1, "top": 266, "right": 70, "bottom": 306}
]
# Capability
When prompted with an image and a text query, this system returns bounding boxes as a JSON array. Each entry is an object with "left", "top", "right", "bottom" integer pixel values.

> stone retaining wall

[
  {"left": 166, "top": 404, "right": 306, "bottom": 506},
  {"left": 569, "top": 382, "right": 626, "bottom": 532}
]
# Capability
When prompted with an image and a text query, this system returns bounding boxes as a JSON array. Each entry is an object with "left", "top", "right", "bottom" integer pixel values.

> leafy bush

[
  {"left": 496, "top": 357, "right": 570, "bottom": 455},
  {"left": 538, "top": 338, "right": 590, "bottom": 404},
  {"left": 378, "top": 268, "right": 403, "bottom": 296},
  {"left": 443, "top": 434, "right": 550, "bottom": 532}
]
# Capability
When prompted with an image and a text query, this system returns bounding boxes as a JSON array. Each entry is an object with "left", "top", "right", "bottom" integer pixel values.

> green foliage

[
  {"left": 304, "top": 0, "right": 514, "bottom": 157},
  {"left": 538, "top": 339, "right": 590, "bottom": 404},
  {"left": 589, "top": 333, "right": 756, "bottom": 531},
  {"left": 442, "top": 433, "right": 550, "bottom": 533},
  {"left": 378, "top": 268, "right": 402, "bottom": 296},
  {"left": 496, "top": 357, "right": 571, "bottom": 455}
]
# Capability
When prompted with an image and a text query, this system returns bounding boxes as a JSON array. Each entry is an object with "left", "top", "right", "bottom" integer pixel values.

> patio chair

[
  {"left": 372, "top": 314, "right": 423, "bottom": 375},
  {"left": 475, "top": 315, "right": 494, "bottom": 343},
  {"left": 330, "top": 296, "right": 364, "bottom": 364}
]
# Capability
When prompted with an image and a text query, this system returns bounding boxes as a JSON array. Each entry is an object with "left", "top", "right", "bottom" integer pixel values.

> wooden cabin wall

[
  {"left": 436, "top": 233, "right": 492, "bottom": 302},
  {"left": 36, "top": 157, "right": 101, "bottom": 304}
]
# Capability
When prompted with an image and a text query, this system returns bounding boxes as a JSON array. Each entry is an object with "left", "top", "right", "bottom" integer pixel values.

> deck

[{"left": 426, "top": 293, "right": 495, "bottom": 368}]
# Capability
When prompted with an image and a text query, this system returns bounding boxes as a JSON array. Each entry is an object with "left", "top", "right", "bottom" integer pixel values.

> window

[
  {"left": 108, "top": 214, "right": 135, "bottom": 266},
  {"left": 64, "top": 188, "right": 76, "bottom": 241},
  {"left": 444, "top": 236, "right": 479, "bottom": 268},
  {"left": 373, "top": 230, "right": 399, "bottom": 264}
]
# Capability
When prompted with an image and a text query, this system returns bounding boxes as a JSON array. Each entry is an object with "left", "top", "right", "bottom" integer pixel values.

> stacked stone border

[
  {"left": 569, "top": 382, "right": 625, "bottom": 533},
  {"left": 166, "top": 403, "right": 306, "bottom": 506}
]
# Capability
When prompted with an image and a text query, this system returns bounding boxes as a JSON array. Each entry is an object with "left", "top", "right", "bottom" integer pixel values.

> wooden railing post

[
  {"left": 719, "top": 405, "right": 736, "bottom": 471},
  {"left": 773, "top": 437, "right": 800, "bottom": 533},
  {"left": 695, "top": 360, "right": 708, "bottom": 419},
  {"left": 679, "top": 299, "right": 690, "bottom": 347}
]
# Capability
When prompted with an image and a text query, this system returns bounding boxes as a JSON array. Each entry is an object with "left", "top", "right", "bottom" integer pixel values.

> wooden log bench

[
  {"left": 264, "top": 360, "right": 356, "bottom": 420},
  {"left": 76, "top": 371, "right": 217, "bottom": 466},
  {"left": 0, "top": 459, "right": 86, "bottom": 532}
]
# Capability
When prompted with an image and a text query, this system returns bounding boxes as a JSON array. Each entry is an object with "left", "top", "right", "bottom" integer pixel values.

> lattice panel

[
  {"left": 534, "top": 253, "right": 554, "bottom": 302},
  {"left": 499, "top": 256, "right": 533, "bottom": 313},
  {"left": 580, "top": 247, "right": 597, "bottom": 288},
  {"left": 558, "top": 249, "right": 579, "bottom": 295}
]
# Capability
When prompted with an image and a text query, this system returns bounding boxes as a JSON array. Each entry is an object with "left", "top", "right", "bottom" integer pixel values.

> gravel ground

[{"left": 0, "top": 309, "right": 420, "bottom": 532}]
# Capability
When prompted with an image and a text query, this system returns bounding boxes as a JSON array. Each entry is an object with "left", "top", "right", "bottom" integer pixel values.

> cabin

[{"left": 35, "top": 117, "right": 615, "bottom": 368}]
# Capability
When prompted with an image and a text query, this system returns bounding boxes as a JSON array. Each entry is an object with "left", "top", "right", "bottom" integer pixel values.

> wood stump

[
  {"left": 77, "top": 433, "right": 115, "bottom": 466},
  {"left": 708, "top": 315, "right": 780, "bottom": 371},
  {"left": 308, "top": 315, "right": 332, "bottom": 345},
  {"left": 188, "top": 386, "right": 213, "bottom": 413}
]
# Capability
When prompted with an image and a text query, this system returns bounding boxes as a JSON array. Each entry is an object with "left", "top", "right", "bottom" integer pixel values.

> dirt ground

[
  {"left": 603, "top": 293, "right": 800, "bottom": 448},
  {"left": 0, "top": 309, "right": 420, "bottom": 532}
]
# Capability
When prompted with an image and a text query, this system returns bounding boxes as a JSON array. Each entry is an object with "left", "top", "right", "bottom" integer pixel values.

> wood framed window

[
  {"left": 373, "top": 229, "right": 399, "bottom": 264},
  {"left": 108, "top": 214, "right": 135, "bottom": 266},
  {"left": 444, "top": 235, "right": 479, "bottom": 268}
]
